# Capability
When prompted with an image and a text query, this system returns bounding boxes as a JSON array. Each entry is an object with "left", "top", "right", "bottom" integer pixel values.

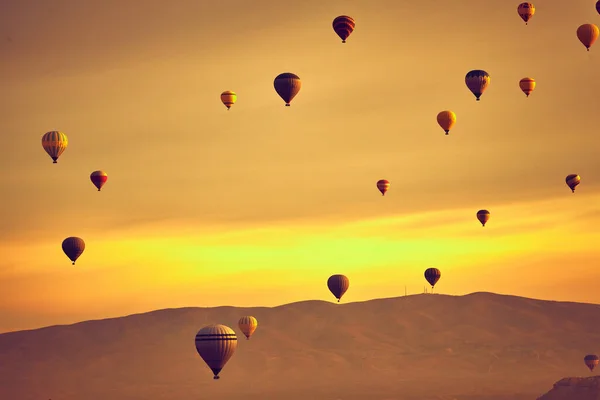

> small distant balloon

[
  {"left": 519, "top": 77, "right": 536, "bottom": 97},
  {"left": 332, "top": 15, "right": 355, "bottom": 43},
  {"left": 424, "top": 268, "right": 441, "bottom": 289},
  {"left": 517, "top": 3, "right": 535, "bottom": 25},
  {"left": 327, "top": 274, "right": 349, "bottom": 302},
  {"left": 238, "top": 316, "right": 258, "bottom": 340},
  {"left": 565, "top": 174, "right": 581, "bottom": 193},
  {"left": 465, "top": 70, "right": 490, "bottom": 101},
  {"left": 274, "top": 73, "right": 301, "bottom": 106},
  {"left": 62, "top": 237, "right": 85, "bottom": 265},
  {"left": 194, "top": 324, "right": 238, "bottom": 380},
  {"left": 577, "top": 24, "right": 599, "bottom": 51},
  {"left": 220, "top": 91, "right": 237, "bottom": 110},
  {"left": 476, "top": 210, "right": 490, "bottom": 227},
  {"left": 41, "top": 131, "right": 68, "bottom": 164},
  {"left": 90, "top": 170, "right": 108, "bottom": 191},
  {"left": 376, "top": 179, "right": 390, "bottom": 196},
  {"left": 436, "top": 111, "right": 456, "bottom": 135},
  {"left": 585, "top": 354, "right": 599, "bottom": 372}
]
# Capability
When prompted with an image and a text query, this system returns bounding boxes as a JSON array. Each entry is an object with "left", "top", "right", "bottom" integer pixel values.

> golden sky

[{"left": 1, "top": 0, "right": 600, "bottom": 333}]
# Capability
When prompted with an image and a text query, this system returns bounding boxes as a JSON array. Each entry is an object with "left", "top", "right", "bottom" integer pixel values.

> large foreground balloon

[
  {"left": 194, "top": 324, "right": 238, "bottom": 380},
  {"left": 62, "top": 237, "right": 85, "bottom": 265},
  {"left": 436, "top": 111, "right": 456, "bottom": 135},
  {"left": 519, "top": 77, "right": 536, "bottom": 97},
  {"left": 376, "top": 179, "right": 390, "bottom": 196},
  {"left": 327, "top": 274, "right": 349, "bottom": 302},
  {"left": 41, "top": 131, "right": 68, "bottom": 163},
  {"left": 577, "top": 24, "right": 599, "bottom": 51},
  {"left": 424, "top": 268, "right": 441, "bottom": 289},
  {"left": 220, "top": 91, "right": 237, "bottom": 110},
  {"left": 332, "top": 15, "right": 355, "bottom": 43},
  {"left": 566, "top": 174, "right": 581, "bottom": 193},
  {"left": 238, "top": 316, "right": 258, "bottom": 340},
  {"left": 465, "top": 70, "right": 490, "bottom": 101},
  {"left": 476, "top": 210, "right": 490, "bottom": 227},
  {"left": 597, "top": 1, "right": 600, "bottom": 15},
  {"left": 517, "top": 3, "right": 535, "bottom": 25},
  {"left": 274, "top": 73, "right": 301, "bottom": 106},
  {"left": 90, "top": 170, "right": 108, "bottom": 191},
  {"left": 584, "top": 354, "right": 599, "bottom": 372}
]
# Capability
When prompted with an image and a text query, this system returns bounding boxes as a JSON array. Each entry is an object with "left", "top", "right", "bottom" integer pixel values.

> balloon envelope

[
  {"left": 238, "top": 316, "right": 258, "bottom": 340},
  {"left": 194, "top": 324, "right": 238, "bottom": 379},
  {"left": 274, "top": 73, "right": 301, "bottom": 106},
  {"left": 517, "top": 3, "right": 535, "bottom": 24},
  {"left": 436, "top": 111, "right": 456, "bottom": 134},
  {"left": 465, "top": 70, "right": 490, "bottom": 101},
  {"left": 585, "top": 355, "right": 599, "bottom": 371},
  {"left": 577, "top": 24, "right": 599, "bottom": 51},
  {"left": 332, "top": 15, "right": 355, "bottom": 43},
  {"left": 376, "top": 179, "right": 390, "bottom": 196},
  {"left": 62, "top": 237, "right": 85, "bottom": 265},
  {"left": 424, "top": 268, "right": 441, "bottom": 288},
  {"left": 327, "top": 274, "right": 349, "bottom": 302},
  {"left": 90, "top": 170, "right": 108, "bottom": 191},
  {"left": 41, "top": 131, "right": 68, "bottom": 163},
  {"left": 477, "top": 209, "right": 490, "bottom": 227},
  {"left": 566, "top": 174, "right": 580, "bottom": 193},
  {"left": 220, "top": 91, "right": 237, "bottom": 110},
  {"left": 519, "top": 77, "right": 535, "bottom": 97}
]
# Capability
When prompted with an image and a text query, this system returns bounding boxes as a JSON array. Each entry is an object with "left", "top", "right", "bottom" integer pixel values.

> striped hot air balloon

[
  {"left": 519, "top": 77, "right": 536, "bottom": 97},
  {"left": 465, "top": 70, "right": 490, "bottom": 101},
  {"left": 220, "top": 91, "right": 237, "bottom": 110},
  {"left": 62, "top": 237, "right": 85, "bottom": 265},
  {"left": 476, "top": 210, "right": 490, "bottom": 227},
  {"left": 517, "top": 3, "right": 535, "bottom": 25},
  {"left": 194, "top": 324, "right": 238, "bottom": 380},
  {"left": 436, "top": 111, "right": 456, "bottom": 135},
  {"left": 41, "top": 131, "right": 68, "bottom": 163},
  {"left": 376, "top": 179, "right": 390, "bottom": 196},
  {"left": 566, "top": 174, "right": 581, "bottom": 193},
  {"left": 273, "top": 73, "right": 301, "bottom": 106},
  {"left": 90, "top": 170, "right": 108, "bottom": 191},
  {"left": 424, "top": 268, "right": 441, "bottom": 291},
  {"left": 327, "top": 274, "right": 349, "bottom": 302},
  {"left": 332, "top": 15, "right": 355, "bottom": 43},
  {"left": 238, "top": 316, "right": 258, "bottom": 340},
  {"left": 577, "top": 24, "right": 599, "bottom": 51}
]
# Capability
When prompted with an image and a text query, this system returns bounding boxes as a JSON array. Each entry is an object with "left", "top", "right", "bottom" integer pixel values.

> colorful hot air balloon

[
  {"left": 424, "top": 268, "right": 441, "bottom": 290},
  {"left": 585, "top": 354, "right": 599, "bottom": 372},
  {"left": 436, "top": 111, "right": 456, "bottom": 135},
  {"left": 90, "top": 170, "right": 108, "bottom": 191},
  {"left": 327, "top": 274, "right": 349, "bottom": 302},
  {"left": 332, "top": 15, "right": 355, "bottom": 43},
  {"left": 517, "top": 3, "right": 535, "bottom": 25},
  {"left": 220, "top": 91, "right": 237, "bottom": 110},
  {"left": 476, "top": 209, "right": 490, "bottom": 227},
  {"left": 238, "top": 316, "right": 258, "bottom": 340},
  {"left": 274, "top": 73, "right": 301, "bottom": 106},
  {"left": 194, "top": 324, "right": 238, "bottom": 380},
  {"left": 41, "top": 131, "right": 68, "bottom": 163},
  {"left": 465, "top": 70, "right": 490, "bottom": 101},
  {"left": 566, "top": 174, "right": 581, "bottom": 193},
  {"left": 376, "top": 179, "right": 390, "bottom": 196},
  {"left": 577, "top": 24, "right": 599, "bottom": 51},
  {"left": 519, "top": 77, "right": 536, "bottom": 97},
  {"left": 62, "top": 237, "right": 85, "bottom": 265}
]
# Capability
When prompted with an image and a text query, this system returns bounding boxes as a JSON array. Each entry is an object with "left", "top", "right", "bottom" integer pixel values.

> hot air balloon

[
  {"left": 476, "top": 210, "right": 490, "bottom": 227},
  {"left": 238, "top": 316, "right": 258, "bottom": 340},
  {"left": 332, "top": 15, "right": 355, "bottom": 43},
  {"left": 90, "top": 170, "right": 108, "bottom": 191},
  {"left": 519, "top": 77, "right": 536, "bottom": 97},
  {"left": 566, "top": 174, "right": 581, "bottom": 193},
  {"left": 424, "top": 268, "right": 441, "bottom": 291},
  {"left": 41, "top": 131, "right": 68, "bottom": 163},
  {"left": 517, "top": 3, "right": 535, "bottom": 25},
  {"left": 597, "top": 1, "right": 600, "bottom": 15},
  {"left": 62, "top": 237, "right": 85, "bottom": 265},
  {"left": 585, "top": 355, "right": 599, "bottom": 371},
  {"left": 436, "top": 111, "right": 456, "bottom": 135},
  {"left": 376, "top": 179, "right": 390, "bottom": 196},
  {"left": 220, "top": 91, "right": 237, "bottom": 110},
  {"left": 327, "top": 274, "right": 349, "bottom": 302},
  {"left": 194, "top": 324, "right": 238, "bottom": 380},
  {"left": 577, "top": 24, "right": 599, "bottom": 51},
  {"left": 465, "top": 70, "right": 490, "bottom": 101},
  {"left": 274, "top": 73, "right": 301, "bottom": 106}
]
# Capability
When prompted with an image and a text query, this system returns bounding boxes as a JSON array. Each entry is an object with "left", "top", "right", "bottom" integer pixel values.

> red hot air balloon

[
  {"left": 327, "top": 274, "right": 349, "bottom": 302},
  {"left": 424, "top": 268, "right": 441, "bottom": 292},
  {"left": 376, "top": 179, "right": 390, "bottom": 196},
  {"left": 273, "top": 73, "right": 301, "bottom": 106},
  {"left": 90, "top": 170, "right": 108, "bottom": 191},
  {"left": 332, "top": 15, "right": 355, "bottom": 43}
]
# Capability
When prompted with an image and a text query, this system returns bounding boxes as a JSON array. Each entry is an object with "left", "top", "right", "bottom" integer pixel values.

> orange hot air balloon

[
  {"left": 376, "top": 179, "right": 390, "bottom": 196},
  {"left": 476, "top": 209, "right": 490, "bottom": 227},
  {"left": 465, "top": 70, "right": 490, "bottom": 101},
  {"left": 424, "top": 268, "right": 441, "bottom": 291},
  {"left": 519, "top": 77, "right": 536, "bottom": 97},
  {"left": 332, "top": 15, "right": 355, "bottom": 43},
  {"left": 585, "top": 355, "right": 599, "bottom": 372},
  {"left": 517, "top": 3, "right": 535, "bottom": 25},
  {"left": 566, "top": 174, "right": 581, "bottom": 193},
  {"left": 436, "top": 111, "right": 456, "bottom": 135},
  {"left": 41, "top": 131, "right": 68, "bottom": 163},
  {"left": 238, "top": 316, "right": 258, "bottom": 340},
  {"left": 274, "top": 73, "right": 301, "bottom": 106},
  {"left": 62, "top": 237, "right": 85, "bottom": 265},
  {"left": 577, "top": 24, "right": 599, "bottom": 51},
  {"left": 90, "top": 170, "right": 108, "bottom": 191},
  {"left": 220, "top": 91, "right": 237, "bottom": 110},
  {"left": 327, "top": 274, "right": 349, "bottom": 302},
  {"left": 194, "top": 324, "right": 238, "bottom": 380}
]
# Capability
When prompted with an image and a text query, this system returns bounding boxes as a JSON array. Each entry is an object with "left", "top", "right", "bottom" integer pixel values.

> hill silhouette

[
  {"left": 1, "top": 292, "right": 600, "bottom": 400},
  {"left": 537, "top": 376, "right": 600, "bottom": 400}
]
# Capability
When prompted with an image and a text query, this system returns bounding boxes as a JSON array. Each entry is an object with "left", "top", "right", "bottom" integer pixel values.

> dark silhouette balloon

[
  {"left": 517, "top": 3, "right": 535, "bottom": 25},
  {"left": 584, "top": 354, "right": 599, "bottom": 372},
  {"left": 476, "top": 210, "right": 490, "bottom": 227},
  {"left": 90, "top": 170, "right": 108, "bottom": 191},
  {"left": 194, "top": 324, "right": 238, "bottom": 380},
  {"left": 424, "top": 268, "right": 441, "bottom": 289},
  {"left": 327, "top": 274, "right": 349, "bottom": 302},
  {"left": 62, "top": 237, "right": 85, "bottom": 265},
  {"left": 465, "top": 70, "right": 490, "bottom": 101},
  {"left": 274, "top": 73, "right": 301, "bottom": 106},
  {"left": 566, "top": 174, "right": 581, "bottom": 193},
  {"left": 332, "top": 15, "right": 355, "bottom": 43},
  {"left": 376, "top": 179, "right": 390, "bottom": 196}
]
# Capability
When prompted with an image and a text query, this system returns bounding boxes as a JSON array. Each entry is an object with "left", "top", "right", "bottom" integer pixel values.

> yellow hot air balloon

[
  {"left": 436, "top": 111, "right": 456, "bottom": 135},
  {"left": 519, "top": 77, "right": 536, "bottom": 97},
  {"left": 220, "top": 91, "right": 237, "bottom": 110},
  {"left": 238, "top": 316, "right": 258, "bottom": 340},
  {"left": 577, "top": 24, "right": 599, "bottom": 51},
  {"left": 41, "top": 131, "right": 68, "bottom": 163},
  {"left": 517, "top": 3, "right": 535, "bottom": 25}
]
